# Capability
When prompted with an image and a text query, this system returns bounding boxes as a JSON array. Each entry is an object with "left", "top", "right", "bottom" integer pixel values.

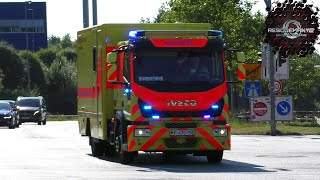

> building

[{"left": 0, "top": 2, "right": 47, "bottom": 52}]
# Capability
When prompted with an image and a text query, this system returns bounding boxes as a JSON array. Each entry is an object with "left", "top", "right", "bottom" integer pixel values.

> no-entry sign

[
  {"left": 253, "top": 102, "right": 268, "bottom": 116},
  {"left": 250, "top": 96, "right": 271, "bottom": 121}
]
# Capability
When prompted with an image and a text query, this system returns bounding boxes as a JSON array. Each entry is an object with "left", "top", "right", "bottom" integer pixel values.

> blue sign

[
  {"left": 276, "top": 101, "right": 291, "bottom": 116},
  {"left": 244, "top": 81, "right": 261, "bottom": 98}
]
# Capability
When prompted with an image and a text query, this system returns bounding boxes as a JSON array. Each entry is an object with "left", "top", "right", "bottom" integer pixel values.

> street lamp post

[
  {"left": 25, "top": 1, "right": 32, "bottom": 93},
  {"left": 28, "top": 8, "right": 34, "bottom": 52}
]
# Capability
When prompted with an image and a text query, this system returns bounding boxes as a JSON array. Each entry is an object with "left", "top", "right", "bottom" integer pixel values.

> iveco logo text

[{"left": 167, "top": 100, "right": 197, "bottom": 107}]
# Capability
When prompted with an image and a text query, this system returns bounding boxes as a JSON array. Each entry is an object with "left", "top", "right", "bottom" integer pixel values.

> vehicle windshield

[
  {"left": 134, "top": 50, "right": 224, "bottom": 92},
  {"left": 16, "top": 99, "right": 40, "bottom": 107},
  {"left": 0, "top": 103, "right": 11, "bottom": 110}
]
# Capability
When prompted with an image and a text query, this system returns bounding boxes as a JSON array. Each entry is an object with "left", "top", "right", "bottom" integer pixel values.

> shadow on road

[{"left": 88, "top": 153, "right": 274, "bottom": 173}]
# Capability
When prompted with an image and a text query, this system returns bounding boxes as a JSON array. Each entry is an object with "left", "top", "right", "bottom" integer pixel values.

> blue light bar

[
  {"left": 143, "top": 105, "right": 152, "bottom": 110},
  {"left": 128, "top": 31, "right": 137, "bottom": 38},
  {"left": 124, "top": 89, "right": 130, "bottom": 93},
  {"left": 208, "top": 30, "right": 223, "bottom": 37},
  {"left": 212, "top": 104, "right": 219, "bottom": 109},
  {"left": 203, "top": 115, "right": 211, "bottom": 119},
  {"left": 152, "top": 115, "right": 160, "bottom": 119}
]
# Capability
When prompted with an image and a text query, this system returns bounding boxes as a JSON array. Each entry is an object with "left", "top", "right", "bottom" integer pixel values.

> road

[{"left": 0, "top": 121, "right": 319, "bottom": 180}]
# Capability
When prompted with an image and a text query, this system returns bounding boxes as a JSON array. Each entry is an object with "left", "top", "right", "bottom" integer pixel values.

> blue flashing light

[
  {"left": 152, "top": 115, "right": 160, "bottom": 119},
  {"left": 208, "top": 30, "right": 223, "bottom": 37},
  {"left": 143, "top": 105, "right": 152, "bottom": 110},
  {"left": 128, "top": 31, "right": 137, "bottom": 38},
  {"left": 203, "top": 115, "right": 211, "bottom": 119},
  {"left": 105, "top": 37, "right": 109, "bottom": 43},
  {"left": 124, "top": 89, "right": 130, "bottom": 93},
  {"left": 212, "top": 104, "right": 219, "bottom": 109}
]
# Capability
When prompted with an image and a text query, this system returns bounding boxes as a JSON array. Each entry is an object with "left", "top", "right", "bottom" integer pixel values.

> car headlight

[
  {"left": 4, "top": 116, "right": 12, "bottom": 119},
  {"left": 134, "top": 129, "right": 151, "bottom": 137},
  {"left": 34, "top": 111, "right": 40, "bottom": 115},
  {"left": 213, "top": 128, "right": 228, "bottom": 136}
]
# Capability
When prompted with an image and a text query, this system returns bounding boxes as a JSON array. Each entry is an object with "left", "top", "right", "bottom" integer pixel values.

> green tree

[
  {"left": 0, "top": 41, "right": 24, "bottom": 89},
  {"left": 46, "top": 57, "right": 77, "bottom": 114},
  {"left": 285, "top": 54, "right": 320, "bottom": 111},
  {"left": 19, "top": 51, "right": 47, "bottom": 94},
  {"left": 36, "top": 48, "right": 58, "bottom": 67},
  {"left": 48, "top": 35, "right": 61, "bottom": 48}
]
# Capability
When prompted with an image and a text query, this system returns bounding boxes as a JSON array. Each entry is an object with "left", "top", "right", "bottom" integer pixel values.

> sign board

[
  {"left": 250, "top": 96, "right": 293, "bottom": 121},
  {"left": 262, "top": 51, "right": 289, "bottom": 80},
  {"left": 246, "top": 64, "right": 261, "bottom": 80},
  {"left": 275, "top": 96, "right": 293, "bottom": 121},
  {"left": 250, "top": 96, "right": 271, "bottom": 121},
  {"left": 268, "top": 80, "right": 283, "bottom": 94},
  {"left": 244, "top": 81, "right": 261, "bottom": 98}
]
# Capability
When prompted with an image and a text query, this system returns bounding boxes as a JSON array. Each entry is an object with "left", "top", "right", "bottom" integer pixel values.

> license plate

[{"left": 170, "top": 130, "right": 195, "bottom": 136}]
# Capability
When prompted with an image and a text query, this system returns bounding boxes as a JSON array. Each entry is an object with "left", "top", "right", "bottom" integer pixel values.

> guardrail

[{"left": 47, "top": 115, "right": 78, "bottom": 120}]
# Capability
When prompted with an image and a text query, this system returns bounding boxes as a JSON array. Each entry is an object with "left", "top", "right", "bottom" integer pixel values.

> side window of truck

[{"left": 92, "top": 47, "right": 97, "bottom": 72}]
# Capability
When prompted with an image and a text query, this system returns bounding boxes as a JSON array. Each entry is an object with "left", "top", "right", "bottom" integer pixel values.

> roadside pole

[{"left": 264, "top": 0, "right": 277, "bottom": 136}]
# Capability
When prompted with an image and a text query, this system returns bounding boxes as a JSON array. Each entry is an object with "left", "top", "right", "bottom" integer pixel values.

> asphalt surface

[{"left": 0, "top": 121, "right": 319, "bottom": 180}]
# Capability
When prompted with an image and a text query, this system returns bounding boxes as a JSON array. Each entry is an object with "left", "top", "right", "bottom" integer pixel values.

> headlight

[
  {"left": 34, "top": 111, "right": 40, "bottom": 115},
  {"left": 134, "top": 129, "right": 151, "bottom": 137},
  {"left": 4, "top": 116, "right": 12, "bottom": 119},
  {"left": 213, "top": 128, "right": 228, "bottom": 136}
]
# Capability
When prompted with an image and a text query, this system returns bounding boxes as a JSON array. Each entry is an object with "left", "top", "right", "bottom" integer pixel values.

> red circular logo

[
  {"left": 253, "top": 102, "right": 268, "bottom": 116},
  {"left": 264, "top": 0, "right": 320, "bottom": 57}
]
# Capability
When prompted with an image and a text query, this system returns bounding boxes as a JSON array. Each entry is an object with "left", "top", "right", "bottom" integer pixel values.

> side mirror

[
  {"left": 107, "top": 52, "right": 117, "bottom": 64},
  {"left": 236, "top": 52, "right": 246, "bottom": 63}
]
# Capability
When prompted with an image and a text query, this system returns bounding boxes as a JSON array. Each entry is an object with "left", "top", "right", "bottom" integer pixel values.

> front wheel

[
  {"left": 9, "top": 118, "right": 15, "bottom": 129},
  {"left": 207, "top": 150, "right": 223, "bottom": 164},
  {"left": 116, "top": 121, "right": 136, "bottom": 164}
]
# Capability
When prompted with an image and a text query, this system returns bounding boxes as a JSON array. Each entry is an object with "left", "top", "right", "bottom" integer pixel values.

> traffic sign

[
  {"left": 246, "top": 64, "right": 261, "bottom": 80},
  {"left": 275, "top": 96, "right": 293, "bottom": 121},
  {"left": 262, "top": 51, "right": 289, "bottom": 80},
  {"left": 250, "top": 96, "right": 271, "bottom": 121},
  {"left": 268, "top": 80, "right": 283, "bottom": 93},
  {"left": 244, "top": 81, "right": 261, "bottom": 98}
]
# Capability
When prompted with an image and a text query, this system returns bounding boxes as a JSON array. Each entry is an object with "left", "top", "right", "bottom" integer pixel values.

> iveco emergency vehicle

[{"left": 77, "top": 23, "right": 231, "bottom": 164}]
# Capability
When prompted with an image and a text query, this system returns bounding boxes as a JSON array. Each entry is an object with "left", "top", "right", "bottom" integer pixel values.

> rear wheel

[
  {"left": 207, "top": 150, "right": 223, "bottom": 163},
  {"left": 90, "top": 137, "right": 104, "bottom": 157}
]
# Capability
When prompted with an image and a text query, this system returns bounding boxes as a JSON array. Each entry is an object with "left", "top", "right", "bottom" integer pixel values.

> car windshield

[
  {"left": 0, "top": 103, "right": 11, "bottom": 110},
  {"left": 17, "top": 99, "right": 40, "bottom": 107},
  {"left": 133, "top": 50, "right": 224, "bottom": 92}
]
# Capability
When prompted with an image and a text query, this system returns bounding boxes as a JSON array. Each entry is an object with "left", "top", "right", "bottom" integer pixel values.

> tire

[
  {"left": 90, "top": 137, "right": 104, "bottom": 157},
  {"left": 38, "top": 121, "right": 41, "bottom": 125},
  {"left": 207, "top": 150, "right": 223, "bottom": 164},
  {"left": 116, "top": 121, "right": 136, "bottom": 164},
  {"left": 43, "top": 118, "right": 47, "bottom": 125},
  {"left": 14, "top": 117, "right": 19, "bottom": 128},
  {"left": 9, "top": 118, "right": 15, "bottom": 129}
]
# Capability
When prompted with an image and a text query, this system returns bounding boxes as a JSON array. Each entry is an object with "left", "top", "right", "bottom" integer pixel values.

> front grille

[
  {"left": 165, "top": 122, "right": 197, "bottom": 128},
  {"left": 164, "top": 138, "right": 198, "bottom": 148},
  {"left": 19, "top": 111, "right": 35, "bottom": 116}
]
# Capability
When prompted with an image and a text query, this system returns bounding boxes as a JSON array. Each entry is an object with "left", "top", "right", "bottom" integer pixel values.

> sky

[{"left": 1, "top": 0, "right": 320, "bottom": 50}]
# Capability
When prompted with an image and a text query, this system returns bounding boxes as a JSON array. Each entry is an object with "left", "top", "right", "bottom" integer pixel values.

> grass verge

[{"left": 230, "top": 119, "right": 320, "bottom": 135}]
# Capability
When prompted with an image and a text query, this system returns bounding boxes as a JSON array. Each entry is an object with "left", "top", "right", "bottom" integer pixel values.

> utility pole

[
  {"left": 83, "top": 0, "right": 89, "bottom": 28},
  {"left": 25, "top": 1, "right": 31, "bottom": 93},
  {"left": 92, "top": 0, "right": 97, "bottom": 26},
  {"left": 264, "top": 0, "right": 277, "bottom": 136}
]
